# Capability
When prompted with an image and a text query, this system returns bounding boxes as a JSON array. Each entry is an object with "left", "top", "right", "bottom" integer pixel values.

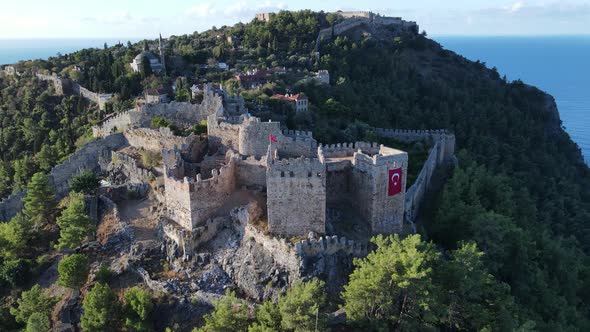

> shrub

[
  {"left": 57, "top": 254, "right": 89, "bottom": 289},
  {"left": 140, "top": 151, "right": 162, "bottom": 169}
]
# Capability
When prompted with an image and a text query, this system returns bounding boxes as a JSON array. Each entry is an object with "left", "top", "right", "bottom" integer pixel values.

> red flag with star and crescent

[
  {"left": 388, "top": 168, "right": 403, "bottom": 196},
  {"left": 269, "top": 134, "right": 278, "bottom": 143}
]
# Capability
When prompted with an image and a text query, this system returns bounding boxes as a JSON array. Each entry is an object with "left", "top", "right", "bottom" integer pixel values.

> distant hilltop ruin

[{"left": 255, "top": 10, "right": 419, "bottom": 46}]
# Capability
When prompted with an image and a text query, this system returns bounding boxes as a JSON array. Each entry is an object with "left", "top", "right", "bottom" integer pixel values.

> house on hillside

[
  {"left": 236, "top": 69, "right": 272, "bottom": 89},
  {"left": 271, "top": 94, "right": 309, "bottom": 112},
  {"left": 145, "top": 85, "right": 170, "bottom": 104}
]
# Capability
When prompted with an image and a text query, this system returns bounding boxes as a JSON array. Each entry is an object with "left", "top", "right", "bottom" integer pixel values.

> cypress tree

[{"left": 22, "top": 172, "right": 56, "bottom": 228}]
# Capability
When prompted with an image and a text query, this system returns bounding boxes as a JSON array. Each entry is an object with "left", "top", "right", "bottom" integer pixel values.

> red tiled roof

[{"left": 271, "top": 94, "right": 308, "bottom": 102}]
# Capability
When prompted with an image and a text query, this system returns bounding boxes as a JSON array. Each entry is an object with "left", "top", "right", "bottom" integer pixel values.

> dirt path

[{"left": 118, "top": 196, "right": 159, "bottom": 243}]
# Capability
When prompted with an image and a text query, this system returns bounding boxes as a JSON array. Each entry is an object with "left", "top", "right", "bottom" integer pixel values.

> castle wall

[
  {"left": 244, "top": 224, "right": 301, "bottom": 274},
  {"left": 294, "top": 235, "right": 368, "bottom": 258},
  {"left": 123, "top": 127, "right": 207, "bottom": 162},
  {"left": 207, "top": 115, "right": 242, "bottom": 153},
  {"left": 374, "top": 128, "right": 455, "bottom": 163},
  {"left": 266, "top": 157, "right": 326, "bottom": 236},
  {"left": 0, "top": 192, "right": 26, "bottom": 222},
  {"left": 36, "top": 73, "right": 112, "bottom": 109},
  {"left": 140, "top": 93, "right": 223, "bottom": 126},
  {"left": 0, "top": 134, "right": 128, "bottom": 221},
  {"left": 278, "top": 130, "right": 318, "bottom": 158},
  {"left": 235, "top": 156, "right": 268, "bottom": 188},
  {"left": 108, "top": 151, "right": 155, "bottom": 184},
  {"left": 325, "top": 166, "right": 352, "bottom": 206},
  {"left": 404, "top": 142, "right": 439, "bottom": 222},
  {"left": 93, "top": 111, "right": 142, "bottom": 137},
  {"left": 48, "top": 134, "right": 128, "bottom": 197},
  {"left": 238, "top": 118, "right": 282, "bottom": 157},
  {"left": 188, "top": 160, "right": 236, "bottom": 229},
  {"left": 164, "top": 175, "right": 192, "bottom": 230}
]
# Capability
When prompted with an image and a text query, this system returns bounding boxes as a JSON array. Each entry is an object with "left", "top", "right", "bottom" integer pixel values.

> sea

[
  {"left": 0, "top": 37, "right": 588, "bottom": 163},
  {"left": 434, "top": 36, "right": 590, "bottom": 164}
]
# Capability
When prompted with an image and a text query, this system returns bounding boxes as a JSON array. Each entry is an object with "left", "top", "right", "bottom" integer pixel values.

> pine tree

[
  {"left": 10, "top": 284, "right": 58, "bottom": 324},
  {"left": 81, "top": 283, "right": 119, "bottom": 332},
  {"left": 22, "top": 172, "right": 56, "bottom": 228},
  {"left": 56, "top": 192, "right": 94, "bottom": 250},
  {"left": 57, "top": 253, "right": 89, "bottom": 289}
]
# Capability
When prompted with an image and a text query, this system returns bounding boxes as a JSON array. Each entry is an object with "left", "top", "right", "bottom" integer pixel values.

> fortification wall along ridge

[
  {"left": 375, "top": 128, "right": 456, "bottom": 163},
  {"left": 0, "top": 134, "right": 128, "bottom": 221},
  {"left": 36, "top": 73, "right": 112, "bottom": 109},
  {"left": 404, "top": 141, "right": 440, "bottom": 222}
]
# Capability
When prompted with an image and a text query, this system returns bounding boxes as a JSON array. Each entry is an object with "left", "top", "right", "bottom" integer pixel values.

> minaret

[{"left": 158, "top": 33, "right": 166, "bottom": 72}]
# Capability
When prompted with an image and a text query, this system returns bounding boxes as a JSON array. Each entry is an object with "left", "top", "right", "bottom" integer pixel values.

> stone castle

[{"left": 0, "top": 84, "right": 455, "bottom": 277}]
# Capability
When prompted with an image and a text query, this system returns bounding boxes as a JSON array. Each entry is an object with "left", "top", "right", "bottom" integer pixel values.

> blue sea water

[
  {"left": 0, "top": 39, "right": 138, "bottom": 65},
  {"left": 433, "top": 36, "right": 590, "bottom": 164},
  {"left": 0, "top": 37, "right": 588, "bottom": 163}
]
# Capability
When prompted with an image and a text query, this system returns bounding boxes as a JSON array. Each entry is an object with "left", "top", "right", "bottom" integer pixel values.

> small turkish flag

[
  {"left": 269, "top": 134, "right": 278, "bottom": 143},
  {"left": 388, "top": 168, "right": 403, "bottom": 196}
]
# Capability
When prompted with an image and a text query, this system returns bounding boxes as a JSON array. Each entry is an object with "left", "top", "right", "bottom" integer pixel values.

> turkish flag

[
  {"left": 388, "top": 168, "right": 403, "bottom": 196},
  {"left": 269, "top": 134, "right": 278, "bottom": 142}
]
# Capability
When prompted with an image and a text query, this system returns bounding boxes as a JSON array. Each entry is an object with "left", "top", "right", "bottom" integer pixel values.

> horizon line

[{"left": 2, "top": 34, "right": 590, "bottom": 40}]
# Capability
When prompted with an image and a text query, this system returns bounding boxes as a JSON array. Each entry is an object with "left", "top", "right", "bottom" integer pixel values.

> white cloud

[
  {"left": 80, "top": 11, "right": 161, "bottom": 27},
  {"left": 185, "top": 0, "right": 287, "bottom": 22},
  {"left": 186, "top": 3, "right": 218, "bottom": 18},
  {"left": 508, "top": 1, "right": 524, "bottom": 14}
]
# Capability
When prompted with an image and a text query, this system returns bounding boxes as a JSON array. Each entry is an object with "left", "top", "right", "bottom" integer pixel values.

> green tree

[
  {"left": 95, "top": 265, "right": 113, "bottom": 284},
  {"left": 10, "top": 284, "right": 58, "bottom": 325},
  {"left": 278, "top": 279, "right": 327, "bottom": 332},
  {"left": 150, "top": 116, "right": 170, "bottom": 128},
  {"left": 436, "top": 242, "right": 516, "bottom": 331},
  {"left": 248, "top": 301, "right": 281, "bottom": 332},
  {"left": 140, "top": 56, "right": 152, "bottom": 79},
  {"left": 25, "top": 312, "right": 51, "bottom": 332},
  {"left": 195, "top": 289, "right": 251, "bottom": 332},
  {"left": 13, "top": 156, "right": 38, "bottom": 191},
  {"left": 57, "top": 254, "right": 89, "bottom": 289},
  {"left": 341, "top": 234, "right": 440, "bottom": 330},
  {"left": 123, "top": 287, "right": 154, "bottom": 332},
  {"left": 81, "top": 283, "right": 119, "bottom": 332},
  {"left": 36, "top": 145, "right": 58, "bottom": 172},
  {"left": 70, "top": 171, "right": 100, "bottom": 194},
  {"left": 56, "top": 192, "right": 94, "bottom": 250},
  {"left": 23, "top": 172, "right": 56, "bottom": 227},
  {"left": 0, "top": 259, "right": 32, "bottom": 287},
  {"left": 0, "top": 213, "right": 33, "bottom": 259}
]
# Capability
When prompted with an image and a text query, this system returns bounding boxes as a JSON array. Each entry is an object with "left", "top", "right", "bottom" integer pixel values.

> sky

[{"left": 0, "top": 0, "right": 589, "bottom": 39}]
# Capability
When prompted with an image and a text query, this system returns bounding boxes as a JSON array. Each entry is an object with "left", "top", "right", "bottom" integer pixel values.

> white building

[{"left": 131, "top": 52, "right": 165, "bottom": 73}]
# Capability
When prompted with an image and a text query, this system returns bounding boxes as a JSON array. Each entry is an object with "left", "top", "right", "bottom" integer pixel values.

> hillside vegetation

[{"left": 0, "top": 10, "right": 588, "bottom": 331}]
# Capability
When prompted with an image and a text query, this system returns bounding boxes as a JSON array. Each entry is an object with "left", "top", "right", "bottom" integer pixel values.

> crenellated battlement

[
  {"left": 295, "top": 235, "right": 368, "bottom": 258},
  {"left": 318, "top": 141, "right": 381, "bottom": 159},
  {"left": 281, "top": 129, "right": 313, "bottom": 138},
  {"left": 93, "top": 110, "right": 140, "bottom": 138},
  {"left": 268, "top": 156, "right": 325, "bottom": 178},
  {"left": 190, "top": 158, "right": 236, "bottom": 192}
]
